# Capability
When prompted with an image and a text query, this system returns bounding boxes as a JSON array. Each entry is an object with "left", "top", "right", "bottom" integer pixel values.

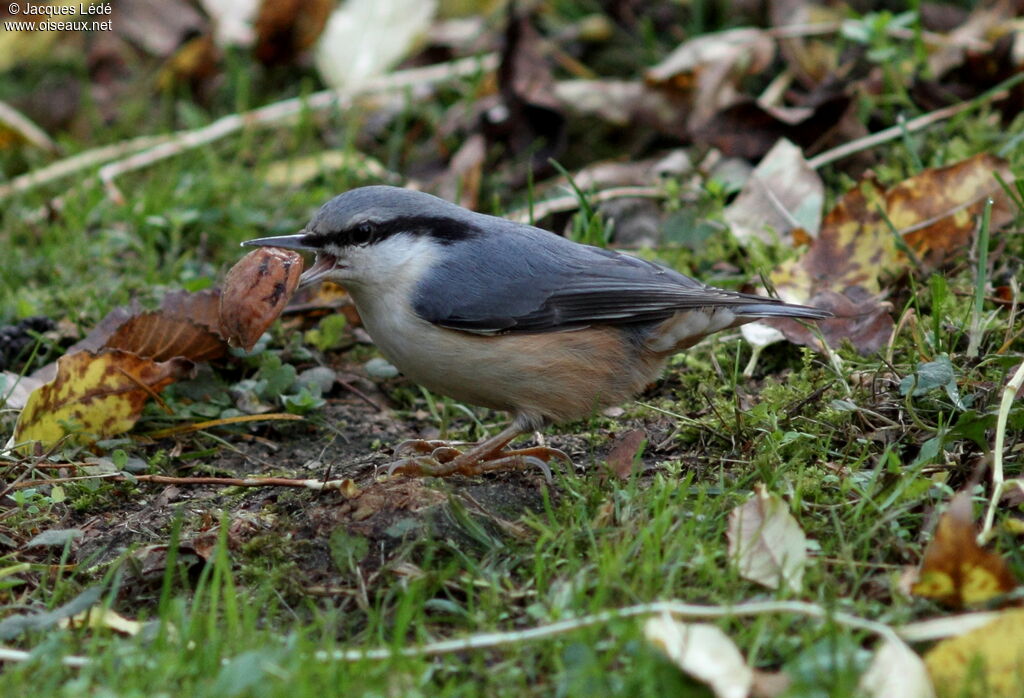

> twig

[
  {"left": 896, "top": 612, "right": 1001, "bottom": 643},
  {"left": 0, "top": 434, "right": 76, "bottom": 500},
  {"left": 317, "top": 599, "right": 901, "bottom": 662},
  {"left": 6, "top": 472, "right": 358, "bottom": 495},
  {"left": 807, "top": 72, "right": 1024, "bottom": 170},
  {"left": 506, "top": 186, "right": 667, "bottom": 224},
  {"left": 0, "top": 646, "right": 89, "bottom": 667},
  {"left": 765, "top": 21, "right": 991, "bottom": 52},
  {"left": 337, "top": 379, "right": 385, "bottom": 413},
  {"left": 0, "top": 134, "right": 170, "bottom": 201},
  {"left": 0, "top": 101, "right": 59, "bottom": 153},
  {"left": 979, "top": 358, "right": 1024, "bottom": 543},
  {"left": 142, "top": 412, "right": 304, "bottom": 439},
  {"left": 99, "top": 53, "right": 498, "bottom": 204}
]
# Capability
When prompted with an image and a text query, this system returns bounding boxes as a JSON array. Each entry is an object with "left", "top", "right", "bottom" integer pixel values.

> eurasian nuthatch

[{"left": 244, "top": 186, "right": 830, "bottom": 476}]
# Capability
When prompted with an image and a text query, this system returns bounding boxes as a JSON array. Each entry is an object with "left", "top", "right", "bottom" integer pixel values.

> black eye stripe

[{"left": 304, "top": 215, "right": 483, "bottom": 249}]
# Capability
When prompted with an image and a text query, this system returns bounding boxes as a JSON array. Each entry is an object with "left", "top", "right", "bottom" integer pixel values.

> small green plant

[
  {"left": 10, "top": 487, "right": 53, "bottom": 515},
  {"left": 549, "top": 159, "right": 613, "bottom": 247},
  {"left": 304, "top": 313, "right": 349, "bottom": 352},
  {"left": 841, "top": 9, "right": 921, "bottom": 111},
  {"left": 281, "top": 385, "right": 325, "bottom": 415},
  {"left": 841, "top": 10, "right": 919, "bottom": 64},
  {"left": 225, "top": 353, "right": 326, "bottom": 415}
]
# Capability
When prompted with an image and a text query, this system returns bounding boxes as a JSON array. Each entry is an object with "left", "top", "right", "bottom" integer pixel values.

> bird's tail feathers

[{"left": 733, "top": 302, "right": 832, "bottom": 320}]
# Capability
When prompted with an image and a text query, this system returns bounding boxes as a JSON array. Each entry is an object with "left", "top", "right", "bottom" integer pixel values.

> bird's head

[{"left": 242, "top": 186, "right": 480, "bottom": 290}]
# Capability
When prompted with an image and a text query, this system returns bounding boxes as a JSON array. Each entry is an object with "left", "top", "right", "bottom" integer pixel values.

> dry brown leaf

[
  {"left": 691, "top": 91, "right": 851, "bottom": 160},
  {"left": 771, "top": 3, "right": 846, "bottom": 88},
  {"left": 911, "top": 490, "right": 1017, "bottom": 608},
  {"left": 286, "top": 281, "right": 360, "bottom": 325},
  {"left": 156, "top": 34, "right": 221, "bottom": 92},
  {"left": 125, "top": 542, "right": 207, "bottom": 588},
  {"left": 253, "top": 0, "right": 332, "bottom": 66},
  {"left": 763, "top": 288, "right": 895, "bottom": 356},
  {"left": 925, "top": 608, "right": 1024, "bottom": 697},
  {"left": 926, "top": 5, "right": 1010, "bottom": 80},
  {"left": 434, "top": 132, "right": 487, "bottom": 210},
  {"left": 553, "top": 79, "right": 689, "bottom": 139},
  {"left": 105, "top": 312, "right": 225, "bottom": 363},
  {"left": 604, "top": 428, "right": 647, "bottom": 480},
  {"left": 32, "top": 289, "right": 228, "bottom": 385},
  {"left": 113, "top": 0, "right": 205, "bottom": 58},
  {"left": 158, "top": 288, "right": 224, "bottom": 335},
  {"left": 646, "top": 27, "right": 775, "bottom": 131},
  {"left": 219, "top": 247, "right": 304, "bottom": 349},
  {"left": 727, "top": 483, "right": 806, "bottom": 591},
  {"left": 11, "top": 350, "right": 194, "bottom": 452},
  {"left": 897, "top": 157, "right": 1015, "bottom": 271},
  {"left": 487, "top": 9, "right": 566, "bottom": 184}
]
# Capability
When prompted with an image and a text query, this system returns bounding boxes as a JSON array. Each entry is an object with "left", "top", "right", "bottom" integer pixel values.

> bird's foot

[
  {"left": 393, "top": 439, "right": 462, "bottom": 462},
  {"left": 386, "top": 444, "right": 570, "bottom": 480}
]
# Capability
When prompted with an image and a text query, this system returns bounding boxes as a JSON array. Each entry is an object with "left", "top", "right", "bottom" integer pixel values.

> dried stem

[
  {"left": 6, "top": 472, "right": 357, "bottom": 495},
  {"left": 99, "top": 54, "right": 498, "bottom": 203}
]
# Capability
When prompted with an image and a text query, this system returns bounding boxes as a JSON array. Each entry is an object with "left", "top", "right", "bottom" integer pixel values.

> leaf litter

[{"left": 1, "top": 2, "right": 1024, "bottom": 694}]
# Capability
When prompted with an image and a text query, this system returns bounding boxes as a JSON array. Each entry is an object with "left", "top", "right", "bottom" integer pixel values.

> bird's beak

[
  {"left": 241, "top": 233, "right": 336, "bottom": 288},
  {"left": 241, "top": 233, "right": 314, "bottom": 251}
]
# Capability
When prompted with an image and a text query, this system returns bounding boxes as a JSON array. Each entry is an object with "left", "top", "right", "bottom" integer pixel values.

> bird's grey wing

[{"left": 411, "top": 221, "right": 784, "bottom": 334}]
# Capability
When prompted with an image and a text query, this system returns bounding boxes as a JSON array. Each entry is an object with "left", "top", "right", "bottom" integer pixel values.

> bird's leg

[{"left": 387, "top": 421, "right": 570, "bottom": 479}]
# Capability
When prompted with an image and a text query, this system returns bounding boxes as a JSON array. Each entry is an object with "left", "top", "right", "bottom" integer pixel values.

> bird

[{"left": 243, "top": 186, "right": 831, "bottom": 477}]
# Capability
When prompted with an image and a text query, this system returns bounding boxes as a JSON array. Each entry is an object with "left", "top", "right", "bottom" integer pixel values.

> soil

[{"left": 44, "top": 378, "right": 676, "bottom": 613}]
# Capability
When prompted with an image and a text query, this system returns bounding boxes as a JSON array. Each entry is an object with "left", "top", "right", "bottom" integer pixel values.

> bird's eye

[{"left": 350, "top": 222, "right": 375, "bottom": 246}]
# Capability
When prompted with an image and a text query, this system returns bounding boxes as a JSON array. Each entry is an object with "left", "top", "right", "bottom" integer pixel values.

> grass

[
  {"left": 2, "top": 6, "right": 1024, "bottom": 697},
  {"left": 1, "top": 471, "right": 882, "bottom": 696}
]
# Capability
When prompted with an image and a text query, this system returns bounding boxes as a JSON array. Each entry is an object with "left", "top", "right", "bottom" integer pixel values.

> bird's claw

[
  {"left": 386, "top": 455, "right": 442, "bottom": 477},
  {"left": 503, "top": 445, "right": 571, "bottom": 468},
  {"left": 394, "top": 439, "right": 448, "bottom": 456},
  {"left": 384, "top": 446, "right": 569, "bottom": 481},
  {"left": 394, "top": 439, "right": 463, "bottom": 463}
]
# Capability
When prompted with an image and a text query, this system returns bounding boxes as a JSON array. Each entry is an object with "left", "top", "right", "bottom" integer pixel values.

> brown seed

[{"left": 219, "top": 248, "right": 304, "bottom": 349}]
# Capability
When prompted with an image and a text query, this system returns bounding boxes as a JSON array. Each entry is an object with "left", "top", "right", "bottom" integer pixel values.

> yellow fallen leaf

[
  {"left": 11, "top": 350, "right": 193, "bottom": 452},
  {"left": 772, "top": 153, "right": 1014, "bottom": 301},
  {"left": 925, "top": 608, "right": 1024, "bottom": 697},
  {"left": 261, "top": 150, "right": 395, "bottom": 187},
  {"left": 911, "top": 491, "right": 1017, "bottom": 608},
  {"left": 0, "top": 1, "right": 77, "bottom": 72},
  {"left": 764, "top": 153, "right": 1013, "bottom": 355}
]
